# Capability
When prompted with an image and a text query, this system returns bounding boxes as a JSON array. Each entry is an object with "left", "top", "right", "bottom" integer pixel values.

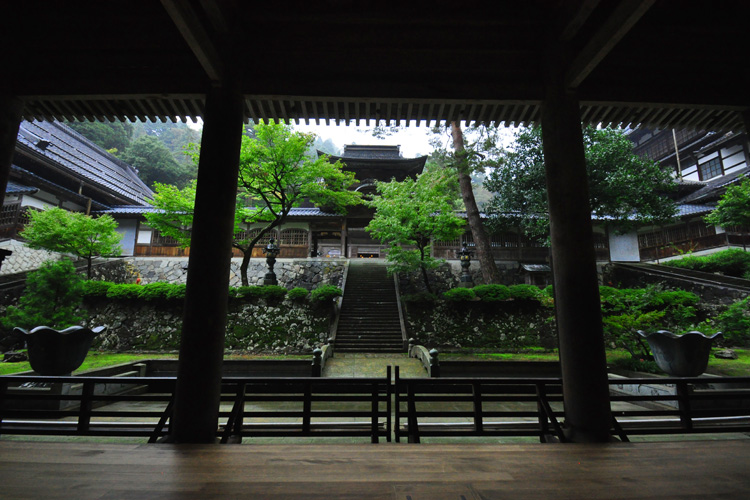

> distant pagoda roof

[{"left": 320, "top": 144, "right": 427, "bottom": 183}]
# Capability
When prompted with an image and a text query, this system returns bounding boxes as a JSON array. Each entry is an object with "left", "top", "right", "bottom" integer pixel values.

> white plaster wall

[
  {"left": 608, "top": 232, "right": 641, "bottom": 262},
  {"left": 116, "top": 219, "right": 138, "bottom": 256}
]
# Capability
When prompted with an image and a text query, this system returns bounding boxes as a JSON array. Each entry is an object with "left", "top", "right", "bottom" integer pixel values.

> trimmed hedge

[
  {"left": 661, "top": 248, "right": 750, "bottom": 279},
  {"left": 472, "top": 284, "right": 511, "bottom": 302},
  {"left": 310, "top": 284, "right": 343, "bottom": 302},
  {"left": 443, "top": 288, "right": 476, "bottom": 301}
]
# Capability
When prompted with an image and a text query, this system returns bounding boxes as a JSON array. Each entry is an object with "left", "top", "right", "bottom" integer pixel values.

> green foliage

[
  {"left": 131, "top": 119, "right": 201, "bottom": 170},
  {"left": 122, "top": 135, "right": 194, "bottom": 188},
  {"left": 1, "top": 260, "right": 83, "bottom": 329},
  {"left": 610, "top": 356, "right": 663, "bottom": 374},
  {"left": 81, "top": 280, "right": 115, "bottom": 298},
  {"left": 310, "top": 285, "right": 343, "bottom": 302},
  {"left": 661, "top": 248, "right": 750, "bottom": 278},
  {"left": 287, "top": 287, "right": 309, "bottom": 300},
  {"left": 165, "top": 284, "right": 187, "bottom": 300},
  {"left": 20, "top": 208, "right": 122, "bottom": 278},
  {"left": 443, "top": 287, "right": 476, "bottom": 301},
  {"left": 599, "top": 285, "right": 701, "bottom": 359},
  {"left": 143, "top": 181, "right": 196, "bottom": 247},
  {"left": 138, "top": 282, "right": 178, "bottom": 301},
  {"left": 484, "top": 127, "right": 677, "bottom": 239},
  {"left": 366, "top": 168, "right": 465, "bottom": 292},
  {"left": 105, "top": 284, "right": 143, "bottom": 300},
  {"left": 66, "top": 120, "right": 134, "bottom": 156},
  {"left": 715, "top": 297, "right": 750, "bottom": 346},
  {"left": 147, "top": 121, "right": 361, "bottom": 286},
  {"left": 233, "top": 285, "right": 289, "bottom": 301},
  {"left": 472, "top": 284, "right": 511, "bottom": 302},
  {"left": 704, "top": 177, "right": 750, "bottom": 230},
  {"left": 401, "top": 291, "right": 439, "bottom": 304},
  {"left": 509, "top": 284, "right": 541, "bottom": 301}
]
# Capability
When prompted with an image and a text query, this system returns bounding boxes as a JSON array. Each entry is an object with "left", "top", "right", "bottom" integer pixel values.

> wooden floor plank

[{"left": 1, "top": 440, "right": 749, "bottom": 499}]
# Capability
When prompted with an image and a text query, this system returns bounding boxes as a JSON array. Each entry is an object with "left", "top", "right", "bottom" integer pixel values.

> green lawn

[
  {"left": 2, "top": 348, "right": 749, "bottom": 376},
  {"left": 0, "top": 351, "right": 310, "bottom": 376}
]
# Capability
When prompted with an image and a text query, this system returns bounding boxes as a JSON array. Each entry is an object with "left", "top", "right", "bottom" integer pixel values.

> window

[{"left": 699, "top": 157, "right": 723, "bottom": 180}]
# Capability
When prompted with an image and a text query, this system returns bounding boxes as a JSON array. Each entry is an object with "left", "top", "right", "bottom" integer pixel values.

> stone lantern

[
  {"left": 458, "top": 244, "right": 474, "bottom": 287},
  {"left": 262, "top": 238, "right": 280, "bottom": 285}
]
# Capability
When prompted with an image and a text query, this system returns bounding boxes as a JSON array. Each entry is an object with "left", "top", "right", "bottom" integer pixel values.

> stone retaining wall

[
  {"left": 0, "top": 239, "right": 65, "bottom": 275},
  {"left": 117, "top": 257, "right": 347, "bottom": 289}
]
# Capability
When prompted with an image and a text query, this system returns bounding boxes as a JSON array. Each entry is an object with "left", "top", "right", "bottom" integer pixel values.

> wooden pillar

[
  {"left": 742, "top": 109, "right": 750, "bottom": 142},
  {"left": 0, "top": 96, "right": 23, "bottom": 205},
  {"left": 170, "top": 84, "right": 243, "bottom": 443},
  {"left": 541, "top": 71, "right": 612, "bottom": 442}
]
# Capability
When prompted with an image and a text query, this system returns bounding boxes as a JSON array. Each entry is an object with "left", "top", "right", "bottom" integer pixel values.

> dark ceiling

[{"left": 2, "top": 0, "right": 748, "bottom": 131}]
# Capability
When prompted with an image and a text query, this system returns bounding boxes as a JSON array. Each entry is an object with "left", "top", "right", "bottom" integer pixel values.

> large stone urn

[
  {"left": 14, "top": 326, "right": 106, "bottom": 375},
  {"left": 637, "top": 330, "right": 722, "bottom": 377}
]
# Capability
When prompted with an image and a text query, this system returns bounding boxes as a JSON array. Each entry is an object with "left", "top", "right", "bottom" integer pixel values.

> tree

[
  {"left": 704, "top": 177, "right": 750, "bottom": 250},
  {"left": 426, "top": 123, "right": 506, "bottom": 283},
  {"left": 484, "top": 126, "right": 677, "bottom": 239},
  {"left": 131, "top": 119, "right": 202, "bottom": 169},
  {"left": 20, "top": 208, "right": 122, "bottom": 278},
  {"left": 65, "top": 120, "right": 133, "bottom": 156},
  {"left": 122, "top": 136, "right": 195, "bottom": 188},
  {"left": 366, "top": 168, "right": 465, "bottom": 293},
  {"left": 145, "top": 121, "right": 362, "bottom": 286},
  {"left": 1, "top": 259, "right": 83, "bottom": 330}
]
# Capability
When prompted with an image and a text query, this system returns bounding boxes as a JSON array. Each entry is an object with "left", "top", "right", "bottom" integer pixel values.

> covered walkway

[{"left": 2, "top": 439, "right": 749, "bottom": 499}]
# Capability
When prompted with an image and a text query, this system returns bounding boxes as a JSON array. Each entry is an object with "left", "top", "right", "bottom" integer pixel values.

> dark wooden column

[
  {"left": 742, "top": 110, "right": 750, "bottom": 138},
  {"left": 171, "top": 84, "right": 243, "bottom": 443},
  {"left": 0, "top": 96, "right": 23, "bottom": 204},
  {"left": 541, "top": 72, "right": 612, "bottom": 442}
]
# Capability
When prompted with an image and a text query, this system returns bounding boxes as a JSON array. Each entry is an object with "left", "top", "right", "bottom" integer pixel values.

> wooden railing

[{"left": 2, "top": 371, "right": 749, "bottom": 443}]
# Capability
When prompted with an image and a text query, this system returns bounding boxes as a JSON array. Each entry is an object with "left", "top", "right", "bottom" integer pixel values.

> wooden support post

[
  {"left": 0, "top": 96, "right": 23, "bottom": 205},
  {"left": 541, "top": 70, "right": 613, "bottom": 442},
  {"left": 170, "top": 84, "right": 243, "bottom": 443}
]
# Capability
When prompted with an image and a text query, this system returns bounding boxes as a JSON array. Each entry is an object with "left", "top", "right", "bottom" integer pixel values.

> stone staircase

[{"left": 334, "top": 261, "right": 405, "bottom": 353}]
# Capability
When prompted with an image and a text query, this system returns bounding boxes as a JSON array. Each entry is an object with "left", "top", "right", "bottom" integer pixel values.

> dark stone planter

[
  {"left": 637, "top": 330, "right": 722, "bottom": 377},
  {"left": 14, "top": 326, "right": 106, "bottom": 375}
]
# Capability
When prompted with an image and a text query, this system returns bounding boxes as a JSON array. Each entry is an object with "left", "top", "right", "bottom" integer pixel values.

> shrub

[
  {"left": 1, "top": 259, "right": 83, "bottom": 330},
  {"left": 662, "top": 248, "right": 750, "bottom": 278},
  {"left": 260, "top": 285, "right": 287, "bottom": 300},
  {"left": 81, "top": 280, "right": 114, "bottom": 298},
  {"left": 443, "top": 287, "right": 476, "bottom": 301},
  {"left": 542, "top": 285, "right": 554, "bottom": 297},
  {"left": 473, "top": 284, "right": 511, "bottom": 302},
  {"left": 138, "top": 282, "right": 176, "bottom": 301},
  {"left": 234, "top": 285, "right": 288, "bottom": 301},
  {"left": 287, "top": 287, "right": 309, "bottom": 300},
  {"left": 105, "top": 283, "right": 143, "bottom": 300},
  {"left": 235, "top": 286, "right": 265, "bottom": 300},
  {"left": 715, "top": 297, "right": 750, "bottom": 346},
  {"left": 310, "top": 285, "right": 343, "bottom": 302},
  {"left": 509, "top": 284, "right": 541, "bottom": 301},
  {"left": 166, "top": 284, "right": 187, "bottom": 300}
]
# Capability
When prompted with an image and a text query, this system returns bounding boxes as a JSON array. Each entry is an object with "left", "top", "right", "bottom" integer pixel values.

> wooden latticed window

[
  {"left": 699, "top": 157, "right": 723, "bottom": 180},
  {"left": 243, "top": 229, "right": 279, "bottom": 246},
  {"left": 279, "top": 228, "right": 308, "bottom": 246},
  {"left": 152, "top": 229, "right": 182, "bottom": 246}
]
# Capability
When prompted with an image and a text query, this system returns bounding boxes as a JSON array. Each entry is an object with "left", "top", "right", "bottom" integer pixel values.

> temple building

[{"left": 126, "top": 144, "right": 427, "bottom": 260}]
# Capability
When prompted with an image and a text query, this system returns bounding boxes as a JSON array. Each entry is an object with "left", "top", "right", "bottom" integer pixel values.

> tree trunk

[
  {"left": 239, "top": 248, "right": 253, "bottom": 287},
  {"left": 450, "top": 121, "right": 501, "bottom": 284}
]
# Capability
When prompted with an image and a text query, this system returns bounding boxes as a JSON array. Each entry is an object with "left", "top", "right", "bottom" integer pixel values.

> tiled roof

[
  {"left": 5, "top": 180, "right": 38, "bottom": 195},
  {"left": 288, "top": 207, "right": 341, "bottom": 217},
  {"left": 676, "top": 204, "right": 715, "bottom": 217},
  {"left": 341, "top": 145, "right": 403, "bottom": 160},
  {"left": 16, "top": 121, "right": 153, "bottom": 205},
  {"left": 678, "top": 167, "right": 749, "bottom": 204}
]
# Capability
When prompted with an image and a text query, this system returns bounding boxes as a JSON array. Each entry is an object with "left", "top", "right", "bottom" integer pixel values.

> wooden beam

[
  {"left": 0, "top": 95, "right": 23, "bottom": 206},
  {"left": 161, "top": 0, "right": 224, "bottom": 81},
  {"left": 565, "top": 0, "right": 655, "bottom": 88},
  {"left": 559, "top": 0, "right": 601, "bottom": 41}
]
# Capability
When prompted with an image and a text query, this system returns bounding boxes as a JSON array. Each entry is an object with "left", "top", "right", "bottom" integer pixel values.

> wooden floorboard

[{"left": 1, "top": 440, "right": 749, "bottom": 499}]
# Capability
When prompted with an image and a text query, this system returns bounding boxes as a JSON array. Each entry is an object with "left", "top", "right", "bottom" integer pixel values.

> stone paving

[{"left": 323, "top": 352, "right": 427, "bottom": 378}]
